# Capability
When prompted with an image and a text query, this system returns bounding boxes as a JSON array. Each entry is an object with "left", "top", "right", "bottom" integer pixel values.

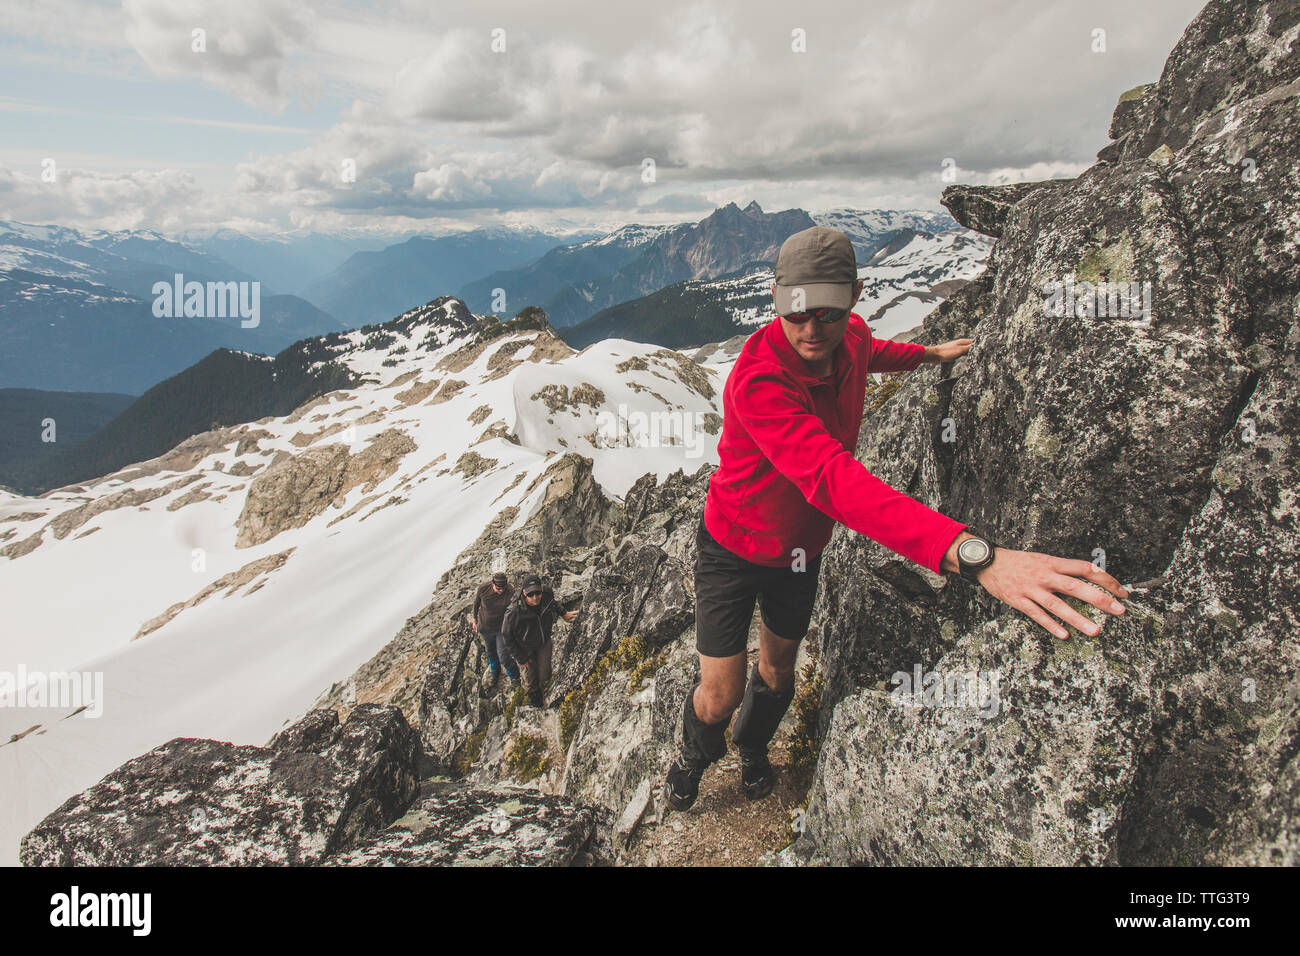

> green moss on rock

[
  {"left": 865, "top": 377, "right": 904, "bottom": 414},
  {"left": 504, "top": 733, "right": 552, "bottom": 780},
  {"left": 1213, "top": 608, "right": 1241, "bottom": 634},
  {"left": 628, "top": 644, "right": 670, "bottom": 692},
  {"left": 559, "top": 633, "right": 658, "bottom": 750},
  {"left": 503, "top": 684, "right": 527, "bottom": 727},
  {"left": 787, "top": 662, "right": 825, "bottom": 772},
  {"left": 1118, "top": 84, "right": 1152, "bottom": 103},
  {"left": 1077, "top": 234, "right": 1134, "bottom": 285},
  {"left": 1147, "top": 144, "right": 1174, "bottom": 166},
  {"left": 1025, "top": 414, "right": 1062, "bottom": 459},
  {"left": 453, "top": 728, "right": 487, "bottom": 777}
]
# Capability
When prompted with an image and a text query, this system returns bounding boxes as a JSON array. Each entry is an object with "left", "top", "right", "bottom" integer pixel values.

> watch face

[{"left": 958, "top": 538, "right": 990, "bottom": 564}]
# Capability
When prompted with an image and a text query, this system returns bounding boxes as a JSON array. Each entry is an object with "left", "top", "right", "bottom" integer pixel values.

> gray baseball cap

[{"left": 773, "top": 226, "right": 858, "bottom": 315}]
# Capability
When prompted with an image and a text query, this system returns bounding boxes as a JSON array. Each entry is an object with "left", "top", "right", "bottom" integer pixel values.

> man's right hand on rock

[{"left": 975, "top": 548, "right": 1129, "bottom": 640}]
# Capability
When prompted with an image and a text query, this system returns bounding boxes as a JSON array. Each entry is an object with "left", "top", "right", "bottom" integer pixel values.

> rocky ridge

[{"left": 789, "top": 0, "right": 1300, "bottom": 866}]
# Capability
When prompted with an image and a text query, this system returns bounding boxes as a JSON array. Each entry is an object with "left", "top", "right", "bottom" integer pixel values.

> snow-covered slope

[
  {"left": 855, "top": 229, "right": 993, "bottom": 339},
  {"left": 0, "top": 298, "right": 736, "bottom": 865},
  {"left": 572, "top": 222, "right": 672, "bottom": 250},
  {"left": 0, "top": 219, "right": 250, "bottom": 292},
  {"left": 811, "top": 207, "right": 959, "bottom": 256}
]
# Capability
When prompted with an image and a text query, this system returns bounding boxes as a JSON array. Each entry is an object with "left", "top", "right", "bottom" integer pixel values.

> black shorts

[{"left": 694, "top": 516, "right": 823, "bottom": 658}]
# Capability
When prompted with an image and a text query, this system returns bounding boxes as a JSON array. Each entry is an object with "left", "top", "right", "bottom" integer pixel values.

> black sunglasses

[{"left": 782, "top": 306, "right": 848, "bottom": 325}]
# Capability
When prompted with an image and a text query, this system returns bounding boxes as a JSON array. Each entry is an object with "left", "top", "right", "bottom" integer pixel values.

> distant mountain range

[
  {"left": 560, "top": 227, "right": 991, "bottom": 350},
  {"left": 0, "top": 203, "right": 970, "bottom": 434},
  {"left": 812, "top": 207, "right": 963, "bottom": 257},
  {"left": 187, "top": 230, "right": 396, "bottom": 298},
  {"left": 453, "top": 202, "right": 959, "bottom": 330},
  {"left": 473, "top": 202, "right": 815, "bottom": 328},
  {"left": 0, "top": 221, "right": 344, "bottom": 395},
  {"left": 301, "top": 228, "right": 574, "bottom": 327}
]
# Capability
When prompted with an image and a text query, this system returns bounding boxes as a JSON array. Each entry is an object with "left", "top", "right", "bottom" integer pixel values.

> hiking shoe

[
  {"left": 665, "top": 755, "right": 706, "bottom": 811},
  {"left": 739, "top": 748, "right": 774, "bottom": 801}
]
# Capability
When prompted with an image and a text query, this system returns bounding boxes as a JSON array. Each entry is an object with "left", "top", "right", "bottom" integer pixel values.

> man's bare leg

[
  {"left": 694, "top": 620, "right": 800, "bottom": 724},
  {"left": 666, "top": 651, "right": 739, "bottom": 810},
  {"left": 666, "top": 620, "right": 805, "bottom": 809},
  {"left": 693, "top": 651, "right": 746, "bottom": 724}
]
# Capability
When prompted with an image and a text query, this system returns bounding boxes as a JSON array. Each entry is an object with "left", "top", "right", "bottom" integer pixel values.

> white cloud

[
  {"left": 123, "top": 0, "right": 316, "bottom": 111},
  {"left": 0, "top": 0, "right": 131, "bottom": 54},
  {"left": 5, "top": 0, "right": 1209, "bottom": 234},
  {"left": 0, "top": 166, "right": 208, "bottom": 232},
  {"left": 387, "top": 28, "right": 531, "bottom": 123}
]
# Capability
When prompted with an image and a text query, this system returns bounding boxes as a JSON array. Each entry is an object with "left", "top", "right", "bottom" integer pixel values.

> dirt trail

[{"left": 622, "top": 634, "right": 819, "bottom": 867}]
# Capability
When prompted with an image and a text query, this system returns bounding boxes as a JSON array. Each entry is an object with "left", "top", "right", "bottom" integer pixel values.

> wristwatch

[{"left": 956, "top": 531, "right": 998, "bottom": 584}]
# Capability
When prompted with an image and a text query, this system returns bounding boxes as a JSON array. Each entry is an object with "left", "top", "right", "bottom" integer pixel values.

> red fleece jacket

[{"left": 702, "top": 312, "right": 967, "bottom": 573}]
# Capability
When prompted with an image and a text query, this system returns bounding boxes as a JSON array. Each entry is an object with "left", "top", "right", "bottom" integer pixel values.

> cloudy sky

[{"left": 0, "top": 0, "right": 1206, "bottom": 238}]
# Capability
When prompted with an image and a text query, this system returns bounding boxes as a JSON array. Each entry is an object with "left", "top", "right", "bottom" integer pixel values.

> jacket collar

[{"left": 762, "top": 313, "right": 864, "bottom": 388}]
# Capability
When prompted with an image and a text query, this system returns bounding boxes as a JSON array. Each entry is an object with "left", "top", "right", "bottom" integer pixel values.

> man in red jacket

[{"left": 665, "top": 225, "right": 1130, "bottom": 811}]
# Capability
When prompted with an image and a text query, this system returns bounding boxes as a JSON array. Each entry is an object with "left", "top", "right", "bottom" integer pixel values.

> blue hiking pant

[{"left": 481, "top": 628, "right": 519, "bottom": 680}]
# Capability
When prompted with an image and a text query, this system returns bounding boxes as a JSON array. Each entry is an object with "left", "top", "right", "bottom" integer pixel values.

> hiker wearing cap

[
  {"left": 664, "top": 224, "right": 1131, "bottom": 811},
  {"left": 502, "top": 574, "right": 579, "bottom": 707},
  {"left": 470, "top": 572, "right": 518, "bottom": 686}
]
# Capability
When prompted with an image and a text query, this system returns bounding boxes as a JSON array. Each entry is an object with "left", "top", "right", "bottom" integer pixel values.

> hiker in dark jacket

[
  {"left": 502, "top": 574, "right": 578, "bottom": 707},
  {"left": 469, "top": 572, "right": 518, "bottom": 685}
]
